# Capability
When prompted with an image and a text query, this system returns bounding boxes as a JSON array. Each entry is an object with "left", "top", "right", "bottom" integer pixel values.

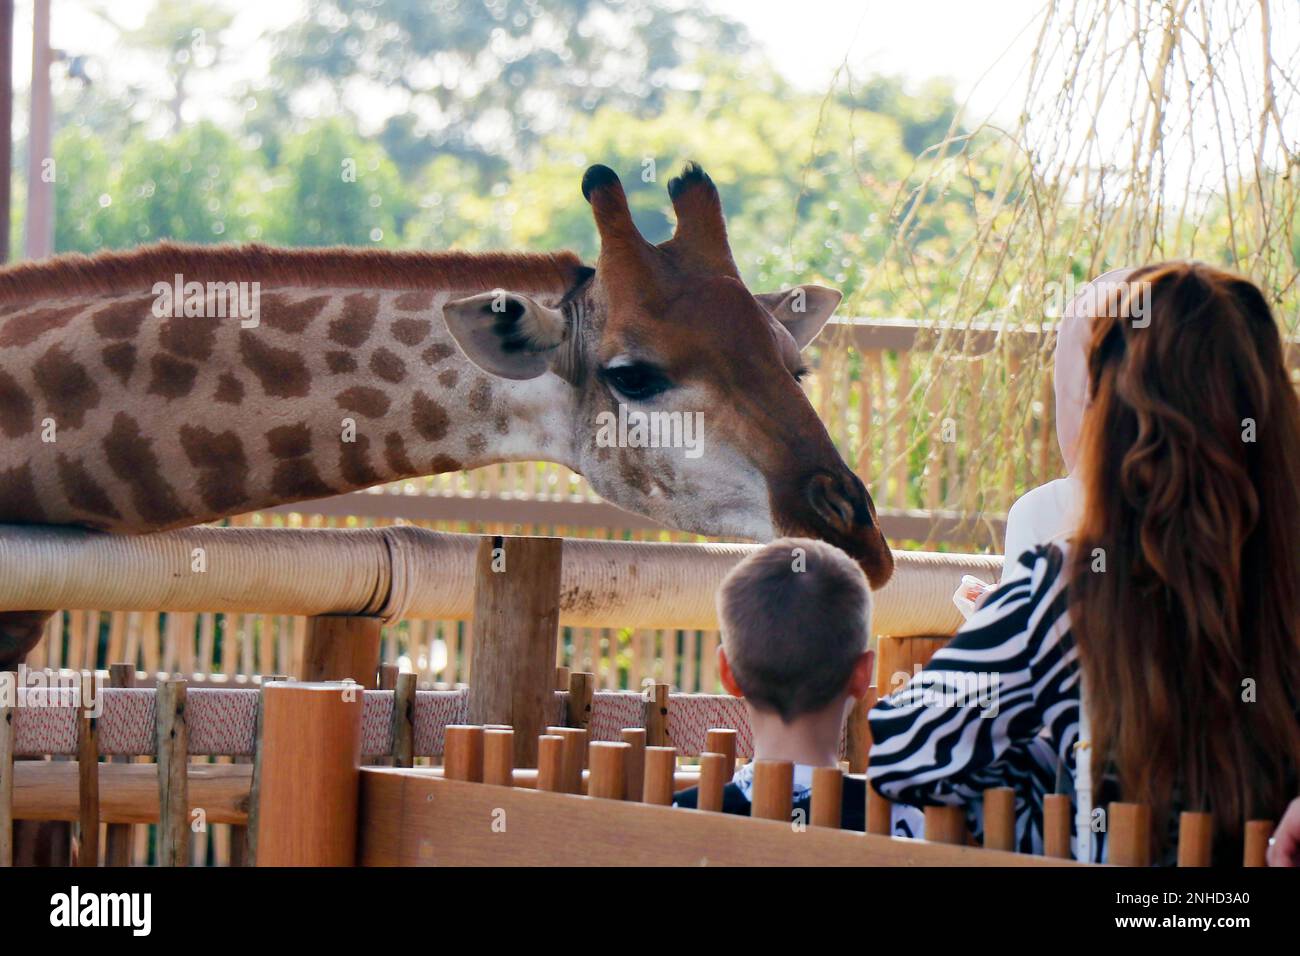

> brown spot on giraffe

[
  {"left": 340, "top": 434, "right": 382, "bottom": 486},
  {"left": 468, "top": 380, "right": 493, "bottom": 413},
  {"left": 326, "top": 351, "right": 357, "bottom": 374},
  {"left": 56, "top": 454, "right": 122, "bottom": 521},
  {"left": 328, "top": 292, "right": 379, "bottom": 348},
  {"left": 466, "top": 433, "right": 488, "bottom": 457},
  {"left": 0, "top": 304, "right": 84, "bottom": 348},
  {"left": 394, "top": 290, "right": 435, "bottom": 310},
  {"left": 102, "top": 412, "right": 187, "bottom": 526},
  {"left": 336, "top": 386, "right": 391, "bottom": 419},
  {"left": 158, "top": 315, "right": 220, "bottom": 361},
  {"left": 101, "top": 343, "right": 137, "bottom": 385},
  {"left": 421, "top": 343, "right": 454, "bottom": 366},
  {"left": 214, "top": 372, "right": 244, "bottom": 405},
  {"left": 0, "top": 369, "right": 34, "bottom": 438},
  {"left": 369, "top": 348, "right": 406, "bottom": 384},
  {"left": 430, "top": 454, "right": 462, "bottom": 473},
  {"left": 147, "top": 354, "right": 199, "bottom": 400},
  {"left": 412, "top": 391, "right": 450, "bottom": 441},
  {"left": 266, "top": 423, "right": 313, "bottom": 459},
  {"left": 0, "top": 464, "right": 46, "bottom": 523},
  {"left": 437, "top": 368, "right": 459, "bottom": 389},
  {"left": 91, "top": 296, "right": 152, "bottom": 339},
  {"left": 384, "top": 433, "right": 416, "bottom": 475},
  {"left": 239, "top": 331, "right": 312, "bottom": 398},
  {"left": 180, "top": 425, "right": 250, "bottom": 513},
  {"left": 271, "top": 458, "right": 337, "bottom": 501},
  {"left": 494, "top": 413, "right": 509, "bottom": 435},
  {"left": 391, "top": 317, "right": 432, "bottom": 346},
  {"left": 260, "top": 293, "right": 330, "bottom": 334},
  {"left": 33, "top": 345, "right": 101, "bottom": 430}
]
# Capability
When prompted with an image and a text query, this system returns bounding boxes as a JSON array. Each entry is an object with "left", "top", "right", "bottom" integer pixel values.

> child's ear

[
  {"left": 718, "top": 646, "right": 744, "bottom": 698},
  {"left": 847, "top": 649, "right": 875, "bottom": 700}
]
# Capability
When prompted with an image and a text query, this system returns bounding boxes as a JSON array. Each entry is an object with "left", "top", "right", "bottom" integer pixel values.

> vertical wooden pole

[
  {"left": 587, "top": 742, "right": 627, "bottom": 800},
  {"left": 255, "top": 681, "right": 364, "bottom": 866},
  {"left": 235, "top": 673, "right": 285, "bottom": 868},
  {"left": 697, "top": 753, "right": 728, "bottom": 812},
  {"left": 467, "top": 536, "right": 563, "bottom": 767},
  {"left": 644, "top": 683, "right": 670, "bottom": 747},
  {"left": 76, "top": 700, "right": 98, "bottom": 866},
  {"left": 705, "top": 728, "right": 737, "bottom": 771},
  {"left": 536, "top": 735, "right": 565, "bottom": 792},
  {"left": 643, "top": 746, "right": 676, "bottom": 805},
  {"left": 443, "top": 725, "right": 484, "bottom": 782},
  {"left": 547, "top": 726, "right": 586, "bottom": 794},
  {"left": 0, "top": 670, "right": 14, "bottom": 866},
  {"left": 866, "top": 787, "right": 892, "bottom": 836},
  {"left": 983, "top": 787, "right": 1016, "bottom": 851},
  {"left": 620, "top": 728, "right": 645, "bottom": 803},
  {"left": 751, "top": 760, "right": 793, "bottom": 822},
  {"left": 1042, "top": 794, "right": 1073, "bottom": 859},
  {"left": 845, "top": 689, "right": 874, "bottom": 773},
  {"left": 390, "top": 671, "right": 416, "bottom": 769},
  {"left": 1176, "top": 811, "right": 1213, "bottom": 867},
  {"left": 302, "top": 616, "right": 382, "bottom": 689},
  {"left": 1243, "top": 820, "right": 1273, "bottom": 868},
  {"left": 1108, "top": 802, "right": 1152, "bottom": 867},
  {"left": 104, "top": 663, "right": 134, "bottom": 866},
  {"left": 483, "top": 729, "right": 514, "bottom": 786},
  {"left": 924, "top": 805, "right": 968, "bottom": 845},
  {"left": 811, "top": 767, "right": 844, "bottom": 829},
  {"left": 156, "top": 679, "right": 189, "bottom": 867},
  {"left": 566, "top": 671, "right": 594, "bottom": 732}
]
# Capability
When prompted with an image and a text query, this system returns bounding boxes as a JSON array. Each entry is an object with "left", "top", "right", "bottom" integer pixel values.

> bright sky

[{"left": 12, "top": 0, "right": 1047, "bottom": 127}]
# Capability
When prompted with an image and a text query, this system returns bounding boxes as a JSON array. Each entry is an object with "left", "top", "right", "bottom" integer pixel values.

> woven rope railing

[
  {"left": 0, "top": 524, "right": 1000, "bottom": 635},
  {"left": 9, "top": 686, "right": 759, "bottom": 760}
]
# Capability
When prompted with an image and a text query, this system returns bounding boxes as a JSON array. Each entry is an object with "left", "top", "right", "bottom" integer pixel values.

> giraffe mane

[{"left": 0, "top": 242, "right": 588, "bottom": 305}]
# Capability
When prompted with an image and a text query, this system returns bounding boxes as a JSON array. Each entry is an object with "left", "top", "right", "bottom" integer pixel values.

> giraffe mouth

[{"left": 772, "top": 468, "right": 895, "bottom": 589}]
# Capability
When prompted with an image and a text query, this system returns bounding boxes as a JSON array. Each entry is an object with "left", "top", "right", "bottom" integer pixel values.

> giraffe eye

[{"left": 601, "top": 362, "right": 671, "bottom": 401}]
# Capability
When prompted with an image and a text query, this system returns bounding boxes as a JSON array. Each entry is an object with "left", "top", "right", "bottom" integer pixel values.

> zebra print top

[{"left": 867, "top": 542, "right": 1124, "bottom": 863}]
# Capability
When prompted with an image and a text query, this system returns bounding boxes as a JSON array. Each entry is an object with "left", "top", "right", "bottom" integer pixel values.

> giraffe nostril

[{"left": 806, "top": 472, "right": 859, "bottom": 533}]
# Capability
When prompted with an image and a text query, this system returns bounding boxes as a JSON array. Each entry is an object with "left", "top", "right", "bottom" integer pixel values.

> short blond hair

[{"left": 717, "top": 537, "right": 871, "bottom": 722}]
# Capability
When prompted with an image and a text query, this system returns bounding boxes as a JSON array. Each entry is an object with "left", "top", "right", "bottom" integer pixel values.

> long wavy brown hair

[{"left": 1068, "top": 260, "right": 1300, "bottom": 861}]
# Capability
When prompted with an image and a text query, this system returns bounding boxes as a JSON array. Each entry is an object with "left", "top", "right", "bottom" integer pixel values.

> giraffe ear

[
  {"left": 443, "top": 291, "right": 567, "bottom": 381},
  {"left": 755, "top": 285, "right": 842, "bottom": 350}
]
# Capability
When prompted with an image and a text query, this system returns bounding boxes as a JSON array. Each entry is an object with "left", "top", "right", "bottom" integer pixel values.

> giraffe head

[{"left": 444, "top": 163, "right": 893, "bottom": 587}]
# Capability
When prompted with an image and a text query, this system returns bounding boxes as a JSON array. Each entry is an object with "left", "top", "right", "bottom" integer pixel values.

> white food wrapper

[{"left": 952, "top": 574, "right": 990, "bottom": 619}]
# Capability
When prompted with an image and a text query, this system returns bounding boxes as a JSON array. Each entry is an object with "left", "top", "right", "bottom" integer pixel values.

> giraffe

[{"left": 0, "top": 162, "right": 891, "bottom": 666}]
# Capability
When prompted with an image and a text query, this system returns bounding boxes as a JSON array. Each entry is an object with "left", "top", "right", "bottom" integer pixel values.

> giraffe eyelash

[{"left": 794, "top": 365, "right": 811, "bottom": 382}]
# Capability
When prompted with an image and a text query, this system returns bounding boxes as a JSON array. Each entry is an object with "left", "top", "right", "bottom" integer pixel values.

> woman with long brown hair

[{"left": 867, "top": 261, "right": 1300, "bottom": 863}]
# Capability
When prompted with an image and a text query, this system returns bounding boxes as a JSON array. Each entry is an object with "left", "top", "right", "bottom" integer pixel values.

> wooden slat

[
  {"left": 357, "top": 769, "right": 1079, "bottom": 867},
  {"left": 76, "top": 704, "right": 99, "bottom": 866},
  {"left": 645, "top": 683, "right": 670, "bottom": 747},
  {"left": 924, "top": 805, "right": 968, "bottom": 845},
  {"left": 982, "top": 787, "right": 1015, "bottom": 852},
  {"left": 1243, "top": 820, "right": 1273, "bottom": 867},
  {"left": 443, "top": 725, "right": 484, "bottom": 783},
  {"left": 811, "top": 767, "right": 843, "bottom": 829},
  {"left": 0, "top": 671, "right": 14, "bottom": 866},
  {"left": 751, "top": 761, "right": 793, "bottom": 822},
  {"left": 104, "top": 663, "right": 135, "bottom": 866},
  {"left": 697, "top": 752, "right": 727, "bottom": 813},
  {"left": 156, "top": 678, "right": 189, "bottom": 867},
  {"left": 13, "top": 762, "right": 252, "bottom": 824},
  {"left": 1108, "top": 802, "right": 1152, "bottom": 867},
  {"left": 483, "top": 729, "right": 514, "bottom": 787},
  {"left": 1043, "top": 794, "right": 1072, "bottom": 859},
  {"left": 1176, "top": 811, "right": 1213, "bottom": 867},
  {"left": 620, "top": 728, "right": 646, "bottom": 803},
  {"left": 587, "top": 742, "right": 627, "bottom": 800},
  {"left": 390, "top": 671, "right": 416, "bottom": 768},
  {"left": 566, "top": 671, "right": 594, "bottom": 732}
]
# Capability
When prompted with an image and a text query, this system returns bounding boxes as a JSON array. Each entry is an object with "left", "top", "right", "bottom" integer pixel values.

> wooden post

[
  {"left": 845, "top": 688, "right": 875, "bottom": 773},
  {"left": 76, "top": 701, "right": 98, "bottom": 866},
  {"left": 302, "top": 616, "right": 382, "bottom": 689},
  {"left": 390, "top": 671, "right": 416, "bottom": 769},
  {"left": 697, "top": 753, "right": 728, "bottom": 812},
  {"left": 811, "top": 767, "right": 843, "bottom": 829},
  {"left": 645, "top": 683, "right": 670, "bottom": 747},
  {"left": 620, "top": 728, "right": 646, "bottom": 803},
  {"left": 483, "top": 729, "right": 514, "bottom": 787},
  {"left": 866, "top": 786, "right": 892, "bottom": 836},
  {"left": 923, "top": 805, "right": 967, "bottom": 845},
  {"left": 1108, "top": 802, "right": 1152, "bottom": 867},
  {"left": 467, "top": 536, "right": 563, "bottom": 767},
  {"left": 443, "top": 725, "right": 484, "bottom": 782},
  {"left": 1043, "top": 794, "right": 1072, "bottom": 859},
  {"left": 643, "top": 746, "right": 676, "bottom": 805},
  {"left": 104, "top": 663, "right": 135, "bottom": 866},
  {"left": 255, "top": 681, "right": 364, "bottom": 866},
  {"left": 236, "top": 673, "right": 285, "bottom": 868},
  {"left": 155, "top": 679, "right": 189, "bottom": 867},
  {"left": 1177, "top": 811, "right": 1213, "bottom": 867},
  {"left": 983, "top": 787, "right": 1015, "bottom": 852},
  {"left": 0, "top": 670, "right": 14, "bottom": 867},
  {"left": 378, "top": 663, "right": 398, "bottom": 690},
  {"left": 566, "top": 671, "right": 594, "bottom": 732},
  {"left": 1243, "top": 820, "right": 1273, "bottom": 868},
  {"left": 587, "top": 742, "right": 627, "bottom": 800},
  {"left": 751, "top": 761, "right": 793, "bottom": 822},
  {"left": 554, "top": 666, "right": 570, "bottom": 690},
  {"left": 875, "top": 636, "right": 948, "bottom": 694},
  {"left": 705, "top": 728, "right": 737, "bottom": 770},
  {"left": 536, "top": 735, "right": 565, "bottom": 792},
  {"left": 546, "top": 727, "right": 587, "bottom": 794}
]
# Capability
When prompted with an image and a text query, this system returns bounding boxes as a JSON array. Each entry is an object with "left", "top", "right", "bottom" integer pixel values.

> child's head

[{"left": 715, "top": 537, "right": 873, "bottom": 722}]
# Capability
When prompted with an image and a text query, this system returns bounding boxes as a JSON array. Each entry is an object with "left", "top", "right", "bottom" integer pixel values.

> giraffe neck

[{"left": 0, "top": 249, "right": 582, "bottom": 532}]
